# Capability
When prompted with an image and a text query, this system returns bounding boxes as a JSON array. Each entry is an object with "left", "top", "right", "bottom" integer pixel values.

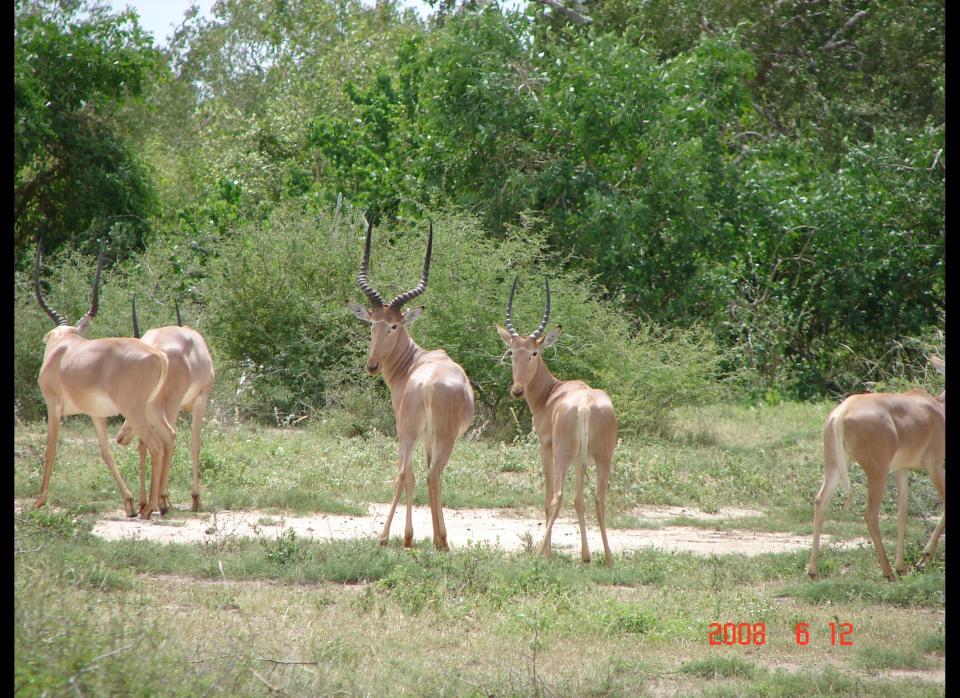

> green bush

[{"left": 197, "top": 202, "right": 727, "bottom": 435}]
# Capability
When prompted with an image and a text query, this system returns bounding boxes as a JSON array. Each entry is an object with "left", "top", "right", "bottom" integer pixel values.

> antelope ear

[
  {"left": 403, "top": 306, "right": 425, "bottom": 324},
  {"left": 930, "top": 355, "right": 945, "bottom": 376},
  {"left": 347, "top": 301, "right": 372, "bottom": 322},
  {"left": 539, "top": 324, "right": 562, "bottom": 349},
  {"left": 495, "top": 324, "right": 513, "bottom": 346}
]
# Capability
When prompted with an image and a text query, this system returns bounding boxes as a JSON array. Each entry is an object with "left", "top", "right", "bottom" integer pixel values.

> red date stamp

[{"left": 709, "top": 622, "right": 854, "bottom": 646}]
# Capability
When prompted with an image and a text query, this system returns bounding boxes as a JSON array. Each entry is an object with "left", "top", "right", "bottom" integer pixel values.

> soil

[{"left": 79, "top": 502, "right": 867, "bottom": 556}]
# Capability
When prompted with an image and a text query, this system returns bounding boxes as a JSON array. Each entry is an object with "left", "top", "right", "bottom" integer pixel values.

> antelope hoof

[
  {"left": 124, "top": 498, "right": 138, "bottom": 518},
  {"left": 378, "top": 536, "right": 389, "bottom": 547},
  {"left": 34, "top": 495, "right": 47, "bottom": 509},
  {"left": 139, "top": 506, "right": 154, "bottom": 520},
  {"left": 403, "top": 535, "right": 414, "bottom": 549},
  {"left": 883, "top": 573, "right": 897, "bottom": 583},
  {"left": 581, "top": 553, "right": 592, "bottom": 564},
  {"left": 604, "top": 556, "right": 614, "bottom": 568},
  {"left": 435, "top": 538, "right": 450, "bottom": 552},
  {"left": 191, "top": 494, "right": 200, "bottom": 512}
]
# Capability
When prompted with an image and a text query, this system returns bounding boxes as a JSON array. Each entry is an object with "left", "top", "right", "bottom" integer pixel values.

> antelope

[
  {"left": 806, "top": 355, "right": 945, "bottom": 581},
  {"left": 33, "top": 242, "right": 175, "bottom": 519},
  {"left": 496, "top": 277, "right": 617, "bottom": 566},
  {"left": 347, "top": 220, "right": 475, "bottom": 550},
  {"left": 115, "top": 297, "right": 216, "bottom": 514}
]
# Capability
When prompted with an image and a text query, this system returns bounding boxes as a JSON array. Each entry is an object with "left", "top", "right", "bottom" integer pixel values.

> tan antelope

[
  {"left": 496, "top": 277, "right": 616, "bottom": 566},
  {"left": 33, "top": 242, "right": 175, "bottom": 519},
  {"left": 347, "top": 220, "right": 474, "bottom": 550},
  {"left": 116, "top": 296, "right": 216, "bottom": 514},
  {"left": 806, "top": 355, "right": 945, "bottom": 581}
]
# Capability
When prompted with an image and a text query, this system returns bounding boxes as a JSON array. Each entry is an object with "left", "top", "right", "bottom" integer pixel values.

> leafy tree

[{"left": 14, "top": 0, "right": 166, "bottom": 263}]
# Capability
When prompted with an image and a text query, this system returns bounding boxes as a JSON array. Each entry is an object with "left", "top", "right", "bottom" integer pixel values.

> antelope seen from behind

[
  {"left": 33, "top": 242, "right": 175, "bottom": 519},
  {"left": 496, "top": 277, "right": 617, "bottom": 566},
  {"left": 806, "top": 355, "right": 945, "bottom": 581},
  {"left": 116, "top": 297, "right": 216, "bottom": 514},
  {"left": 347, "top": 220, "right": 475, "bottom": 550}
]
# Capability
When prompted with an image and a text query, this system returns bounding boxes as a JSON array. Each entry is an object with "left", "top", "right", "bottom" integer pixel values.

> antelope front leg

[
  {"left": 35, "top": 402, "right": 63, "bottom": 509},
  {"left": 539, "top": 445, "right": 554, "bottom": 552},
  {"left": 138, "top": 439, "right": 148, "bottom": 512},
  {"left": 805, "top": 463, "right": 841, "bottom": 579},
  {"left": 918, "top": 465, "right": 945, "bottom": 570},
  {"left": 574, "top": 462, "right": 590, "bottom": 563},
  {"left": 427, "top": 441, "right": 455, "bottom": 551},
  {"left": 190, "top": 396, "right": 210, "bottom": 511},
  {"left": 894, "top": 470, "right": 910, "bottom": 575},
  {"left": 91, "top": 417, "right": 137, "bottom": 517},
  {"left": 864, "top": 470, "right": 896, "bottom": 581},
  {"left": 540, "top": 454, "right": 572, "bottom": 559}
]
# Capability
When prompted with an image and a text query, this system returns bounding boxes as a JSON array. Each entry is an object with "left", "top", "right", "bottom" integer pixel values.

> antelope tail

[{"left": 825, "top": 404, "right": 853, "bottom": 506}]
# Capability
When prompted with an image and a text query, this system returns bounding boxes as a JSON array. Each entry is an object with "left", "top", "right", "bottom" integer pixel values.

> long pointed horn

[
  {"left": 504, "top": 275, "right": 520, "bottom": 337},
  {"left": 34, "top": 240, "right": 69, "bottom": 326},
  {"left": 390, "top": 220, "right": 433, "bottom": 308},
  {"left": 175, "top": 298, "right": 183, "bottom": 327},
  {"left": 75, "top": 240, "right": 104, "bottom": 334},
  {"left": 357, "top": 218, "right": 386, "bottom": 307},
  {"left": 131, "top": 295, "right": 140, "bottom": 338},
  {"left": 530, "top": 277, "right": 551, "bottom": 340}
]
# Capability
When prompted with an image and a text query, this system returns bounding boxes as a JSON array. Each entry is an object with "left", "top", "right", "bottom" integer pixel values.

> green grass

[{"left": 14, "top": 403, "right": 945, "bottom": 695}]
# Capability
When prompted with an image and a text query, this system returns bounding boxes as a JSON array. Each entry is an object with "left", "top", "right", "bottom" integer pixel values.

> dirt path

[{"left": 81, "top": 503, "right": 866, "bottom": 556}]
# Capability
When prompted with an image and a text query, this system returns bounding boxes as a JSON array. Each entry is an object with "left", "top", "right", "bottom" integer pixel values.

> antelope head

[
  {"left": 35, "top": 240, "right": 105, "bottom": 345},
  {"left": 347, "top": 220, "right": 432, "bottom": 375},
  {"left": 496, "top": 276, "right": 561, "bottom": 399}
]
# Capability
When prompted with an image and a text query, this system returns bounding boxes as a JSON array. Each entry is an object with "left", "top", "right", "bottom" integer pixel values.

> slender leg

[
  {"left": 140, "top": 407, "right": 175, "bottom": 519},
  {"left": 427, "top": 440, "right": 455, "bottom": 551},
  {"left": 863, "top": 468, "right": 895, "bottom": 581},
  {"left": 402, "top": 441, "right": 416, "bottom": 548},
  {"left": 805, "top": 461, "right": 842, "bottom": 578},
  {"left": 190, "top": 394, "right": 210, "bottom": 511},
  {"left": 90, "top": 417, "right": 137, "bottom": 517},
  {"left": 539, "top": 444, "right": 554, "bottom": 552},
  {"left": 595, "top": 453, "right": 613, "bottom": 567},
  {"left": 35, "top": 401, "right": 63, "bottom": 509},
  {"left": 380, "top": 438, "right": 416, "bottom": 547},
  {"left": 918, "top": 465, "right": 945, "bottom": 569},
  {"left": 137, "top": 439, "right": 148, "bottom": 510},
  {"left": 540, "top": 451, "right": 573, "bottom": 559},
  {"left": 894, "top": 470, "right": 910, "bottom": 575},
  {"left": 574, "top": 461, "right": 590, "bottom": 563}
]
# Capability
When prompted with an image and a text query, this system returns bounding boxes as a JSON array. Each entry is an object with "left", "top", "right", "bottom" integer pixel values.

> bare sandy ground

[{"left": 75, "top": 502, "right": 867, "bottom": 556}]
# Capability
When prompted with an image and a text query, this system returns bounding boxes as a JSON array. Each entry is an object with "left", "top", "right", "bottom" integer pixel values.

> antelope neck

[
  {"left": 380, "top": 328, "right": 424, "bottom": 391},
  {"left": 524, "top": 359, "right": 560, "bottom": 414}
]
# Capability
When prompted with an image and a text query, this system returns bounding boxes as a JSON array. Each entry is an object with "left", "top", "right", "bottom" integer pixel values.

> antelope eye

[
  {"left": 507, "top": 350, "right": 513, "bottom": 356},
  {"left": 532, "top": 351, "right": 538, "bottom": 357},
  {"left": 391, "top": 324, "right": 398, "bottom": 330}
]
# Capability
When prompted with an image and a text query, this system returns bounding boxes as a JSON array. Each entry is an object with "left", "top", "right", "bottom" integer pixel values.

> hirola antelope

[
  {"left": 347, "top": 220, "right": 474, "bottom": 550},
  {"left": 496, "top": 277, "right": 617, "bottom": 566},
  {"left": 33, "top": 242, "right": 174, "bottom": 518},
  {"left": 806, "top": 355, "right": 945, "bottom": 581}
]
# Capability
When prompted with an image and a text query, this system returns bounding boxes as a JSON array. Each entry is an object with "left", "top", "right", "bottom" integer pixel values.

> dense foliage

[{"left": 14, "top": 0, "right": 944, "bottom": 427}]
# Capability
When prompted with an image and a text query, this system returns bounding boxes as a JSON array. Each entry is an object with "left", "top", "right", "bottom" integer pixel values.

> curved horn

[
  {"left": 530, "top": 277, "right": 551, "bottom": 340},
  {"left": 357, "top": 218, "right": 386, "bottom": 307},
  {"left": 131, "top": 295, "right": 140, "bottom": 339},
  {"left": 75, "top": 240, "right": 104, "bottom": 334},
  {"left": 504, "top": 275, "right": 520, "bottom": 337},
  {"left": 390, "top": 221, "right": 433, "bottom": 309},
  {"left": 175, "top": 298, "right": 183, "bottom": 327},
  {"left": 34, "top": 240, "right": 69, "bottom": 326}
]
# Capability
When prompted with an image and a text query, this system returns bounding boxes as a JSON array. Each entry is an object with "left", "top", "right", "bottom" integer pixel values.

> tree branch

[
  {"left": 531, "top": 0, "right": 592, "bottom": 25},
  {"left": 821, "top": 10, "right": 867, "bottom": 51}
]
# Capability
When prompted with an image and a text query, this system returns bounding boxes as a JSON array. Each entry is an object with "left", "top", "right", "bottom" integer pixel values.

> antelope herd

[{"left": 30, "top": 221, "right": 945, "bottom": 578}]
